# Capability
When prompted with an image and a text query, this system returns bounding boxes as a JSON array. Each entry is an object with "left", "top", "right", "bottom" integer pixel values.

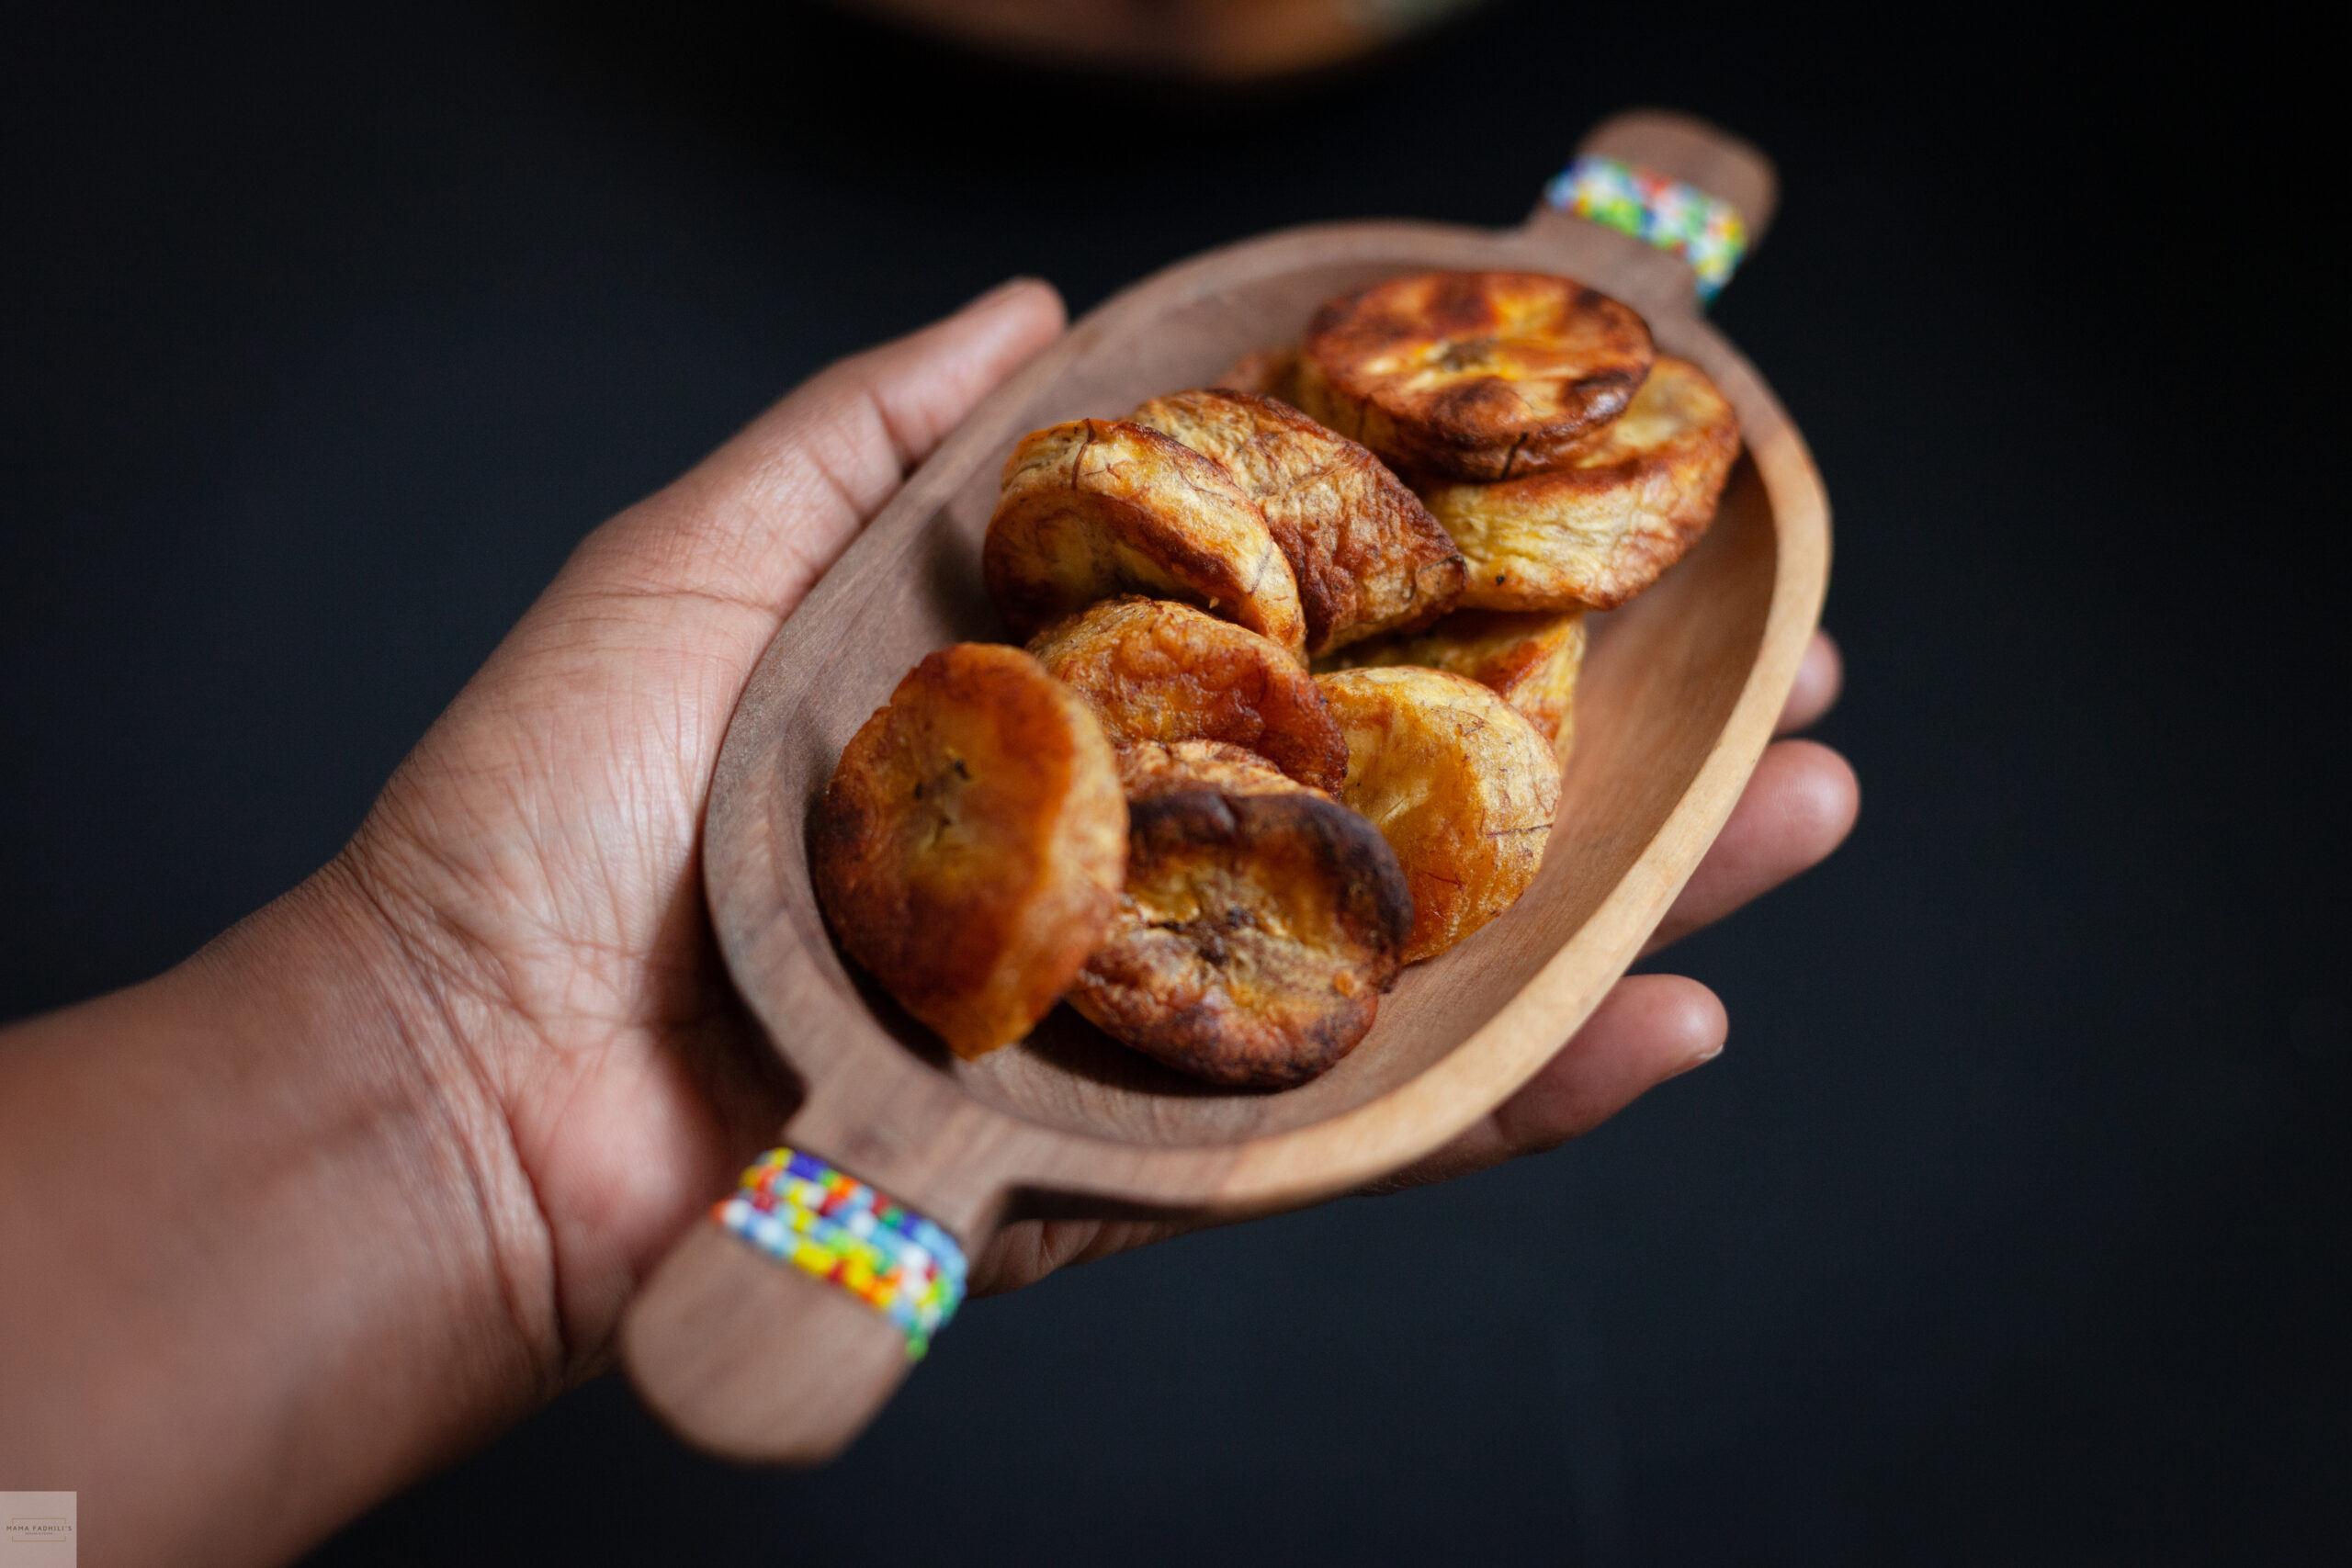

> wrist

[
  {"left": 0, "top": 862, "right": 560, "bottom": 1566},
  {"left": 286, "top": 848, "right": 567, "bottom": 1376}
]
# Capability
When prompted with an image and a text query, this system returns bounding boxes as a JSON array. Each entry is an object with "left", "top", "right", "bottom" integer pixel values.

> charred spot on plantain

[
  {"left": 1299, "top": 270, "right": 1655, "bottom": 483},
  {"left": 1437, "top": 337, "right": 1498, "bottom": 373},
  {"left": 1069, "top": 758, "right": 1411, "bottom": 1089}
]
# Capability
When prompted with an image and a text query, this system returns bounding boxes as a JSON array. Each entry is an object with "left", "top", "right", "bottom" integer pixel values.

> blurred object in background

[{"left": 826, "top": 0, "right": 1492, "bottom": 81}]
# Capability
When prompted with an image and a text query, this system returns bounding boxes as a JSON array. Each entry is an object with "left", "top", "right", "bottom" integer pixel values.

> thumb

[{"left": 571, "top": 276, "right": 1066, "bottom": 620}]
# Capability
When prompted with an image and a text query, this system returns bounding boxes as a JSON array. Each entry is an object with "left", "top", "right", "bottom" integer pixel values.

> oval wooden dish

[{"left": 623, "top": 110, "right": 1829, "bottom": 1461}]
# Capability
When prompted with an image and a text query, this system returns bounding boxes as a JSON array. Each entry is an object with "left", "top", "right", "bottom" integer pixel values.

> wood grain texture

[
  {"left": 622, "top": 1224, "right": 913, "bottom": 1463},
  {"left": 623, "top": 112, "right": 1829, "bottom": 1462}
]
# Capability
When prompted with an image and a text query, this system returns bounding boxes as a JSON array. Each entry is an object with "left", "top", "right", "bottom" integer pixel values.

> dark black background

[{"left": 5, "top": 2, "right": 2346, "bottom": 1562}]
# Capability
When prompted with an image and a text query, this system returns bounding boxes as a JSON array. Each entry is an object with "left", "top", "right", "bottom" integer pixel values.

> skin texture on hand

[{"left": 0, "top": 279, "right": 1854, "bottom": 1568}]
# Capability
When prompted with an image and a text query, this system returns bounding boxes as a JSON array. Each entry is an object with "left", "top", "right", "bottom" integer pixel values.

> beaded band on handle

[
  {"left": 714, "top": 1146, "right": 969, "bottom": 1359},
  {"left": 1544, "top": 153, "right": 1749, "bottom": 302}
]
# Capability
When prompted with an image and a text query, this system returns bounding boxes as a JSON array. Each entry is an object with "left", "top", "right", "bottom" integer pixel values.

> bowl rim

[{"left": 702, "top": 217, "right": 1829, "bottom": 1221}]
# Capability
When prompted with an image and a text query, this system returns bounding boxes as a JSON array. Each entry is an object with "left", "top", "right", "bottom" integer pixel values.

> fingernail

[{"left": 961, "top": 276, "right": 1049, "bottom": 313}]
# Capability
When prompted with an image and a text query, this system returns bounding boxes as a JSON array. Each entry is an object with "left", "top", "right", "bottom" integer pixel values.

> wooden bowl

[{"left": 622, "top": 110, "right": 1827, "bottom": 1461}]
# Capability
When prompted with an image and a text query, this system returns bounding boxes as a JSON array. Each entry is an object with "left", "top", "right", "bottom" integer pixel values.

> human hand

[
  {"left": 334, "top": 278, "right": 1856, "bottom": 1361},
  {"left": 0, "top": 277, "right": 1852, "bottom": 1568}
]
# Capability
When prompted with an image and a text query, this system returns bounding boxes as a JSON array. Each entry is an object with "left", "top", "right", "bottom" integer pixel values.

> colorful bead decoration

[
  {"left": 1544, "top": 153, "right": 1749, "bottom": 302},
  {"left": 714, "top": 1146, "right": 968, "bottom": 1359}
]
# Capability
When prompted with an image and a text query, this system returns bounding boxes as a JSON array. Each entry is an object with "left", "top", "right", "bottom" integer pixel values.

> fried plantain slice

[
  {"left": 1419, "top": 355, "right": 1740, "bottom": 612},
  {"left": 812, "top": 643, "right": 1127, "bottom": 1058},
  {"left": 1113, "top": 739, "right": 1309, "bottom": 798},
  {"left": 1070, "top": 749, "right": 1412, "bottom": 1089},
  {"left": 1296, "top": 270, "right": 1656, "bottom": 483},
  {"left": 1315, "top": 666, "right": 1561, "bottom": 964},
  {"left": 1028, "top": 597, "right": 1348, "bottom": 794},
  {"left": 983, "top": 419, "right": 1307, "bottom": 660},
  {"left": 1129, "top": 388, "right": 1465, "bottom": 657},
  {"left": 1320, "top": 607, "right": 1587, "bottom": 762}
]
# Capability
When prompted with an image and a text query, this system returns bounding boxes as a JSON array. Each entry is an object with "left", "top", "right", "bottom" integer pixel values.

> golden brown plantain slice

[
  {"left": 1128, "top": 388, "right": 1465, "bottom": 657},
  {"left": 1320, "top": 608, "right": 1587, "bottom": 762},
  {"left": 1296, "top": 270, "right": 1656, "bottom": 483},
  {"left": 811, "top": 643, "right": 1127, "bottom": 1058},
  {"left": 1420, "top": 356, "right": 1740, "bottom": 612},
  {"left": 1112, "top": 739, "right": 1310, "bottom": 799},
  {"left": 1070, "top": 748, "right": 1412, "bottom": 1089},
  {"left": 983, "top": 419, "right": 1306, "bottom": 660},
  {"left": 1028, "top": 597, "right": 1348, "bottom": 795},
  {"left": 1315, "top": 666, "right": 1561, "bottom": 964}
]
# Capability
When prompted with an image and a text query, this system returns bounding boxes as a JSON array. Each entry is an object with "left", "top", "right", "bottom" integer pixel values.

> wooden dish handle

[
  {"left": 1525, "top": 108, "right": 1778, "bottom": 306},
  {"left": 622, "top": 1218, "right": 916, "bottom": 1463},
  {"left": 623, "top": 1124, "right": 989, "bottom": 1463}
]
